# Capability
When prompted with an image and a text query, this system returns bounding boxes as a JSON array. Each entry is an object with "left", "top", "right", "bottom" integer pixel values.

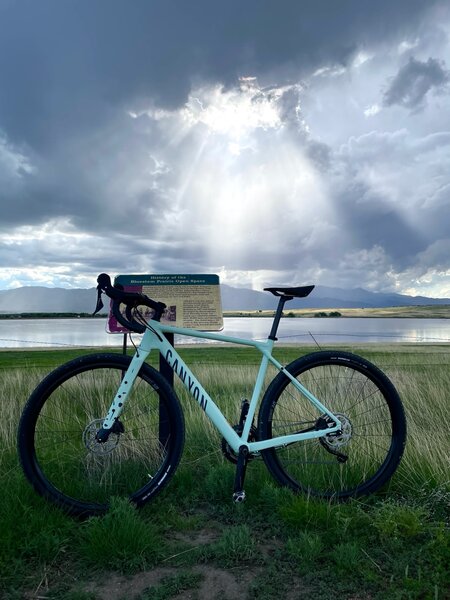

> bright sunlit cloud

[
  {"left": 183, "top": 79, "right": 282, "bottom": 142},
  {"left": 132, "top": 79, "right": 329, "bottom": 281}
]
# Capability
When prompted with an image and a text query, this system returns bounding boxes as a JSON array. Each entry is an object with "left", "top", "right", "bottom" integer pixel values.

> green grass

[{"left": 0, "top": 345, "right": 449, "bottom": 599}]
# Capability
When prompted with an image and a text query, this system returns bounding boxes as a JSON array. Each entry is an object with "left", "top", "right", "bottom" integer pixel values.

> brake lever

[
  {"left": 92, "top": 285, "right": 104, "bottom": 316},
  {"left": 92, "top": 273, "right": 166, "bottom": 327}
]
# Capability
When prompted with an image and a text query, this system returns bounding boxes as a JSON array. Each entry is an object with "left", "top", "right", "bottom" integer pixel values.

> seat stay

[{"left": 266, "top": 353, "right": 343, "bottom": 426}]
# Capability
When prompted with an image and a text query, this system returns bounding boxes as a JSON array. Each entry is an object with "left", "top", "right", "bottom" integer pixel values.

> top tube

[{"left": 142, "top": 320, "right": 275, "bottom": 352}]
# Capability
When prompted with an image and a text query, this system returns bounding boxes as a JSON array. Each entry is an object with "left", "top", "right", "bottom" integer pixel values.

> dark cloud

[
  {"left": 0, "top": 0, "right": 444, "bottom": 150},
  {"left": 335, "top": 184, "right": 425, "bottom": 267},
  {"left": 383, "top": 57, "right": 449, "bottom": 110}
]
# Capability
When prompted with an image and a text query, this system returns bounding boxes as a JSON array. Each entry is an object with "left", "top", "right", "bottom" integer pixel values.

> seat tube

[{"left": 268, "top": 296, "right": 289, "bottom": 340}]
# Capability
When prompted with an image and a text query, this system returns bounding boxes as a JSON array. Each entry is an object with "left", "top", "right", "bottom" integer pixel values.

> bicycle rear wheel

[
  {"left": 18, "top": 353, "right": 184, "bottom": 517},
  {"left": 258, "top": 351, "right": 406, "bottom": 499}
]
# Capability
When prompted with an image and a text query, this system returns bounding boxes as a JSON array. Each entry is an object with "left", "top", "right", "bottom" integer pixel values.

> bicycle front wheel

[
  {"left": 258, "top": 351, "right": 406, "bottom": 499},
  {"left": 18, "top": 353, "right": 185, "bottom": 517}
]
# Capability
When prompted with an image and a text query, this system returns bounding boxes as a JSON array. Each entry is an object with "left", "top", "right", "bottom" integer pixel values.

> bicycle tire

[
  {"left": 258, "top": 351, "right": 406, "bottom": 499},
  {"left": 18, "top": 353, "right": 185, "bottom": 517}
]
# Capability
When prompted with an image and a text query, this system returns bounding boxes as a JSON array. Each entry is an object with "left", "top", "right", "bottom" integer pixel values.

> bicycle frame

[{"left": 100, "top": 321, "right": 343, "bottom": 454}]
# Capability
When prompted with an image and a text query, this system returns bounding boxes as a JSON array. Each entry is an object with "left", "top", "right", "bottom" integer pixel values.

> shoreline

[
  {"left": 2, "top": 341, "right": 450, "bottom": 352},
  {"left": 0, "top": 305, "right": 449, "bottom": 320}
]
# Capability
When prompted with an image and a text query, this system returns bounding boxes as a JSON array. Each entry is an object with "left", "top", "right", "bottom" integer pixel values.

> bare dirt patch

[
  {"left": 82, "top": 526, "right": 261, "bottom": 600},
  {"left": 85, "top": 567, "right": 177, "bottom": 600},
  {"left": 84, "top": 564, "right": 260, "bottom": 600}
]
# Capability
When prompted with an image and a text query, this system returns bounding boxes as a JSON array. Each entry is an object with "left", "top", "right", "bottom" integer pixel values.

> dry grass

[{"left": 1, "top": 348, "right": 449, "bottom": 493}]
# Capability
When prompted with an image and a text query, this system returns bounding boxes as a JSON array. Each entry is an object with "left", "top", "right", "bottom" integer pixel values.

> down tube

[{"left": 156, "top": 337, "right": 242, "bottom": 452}]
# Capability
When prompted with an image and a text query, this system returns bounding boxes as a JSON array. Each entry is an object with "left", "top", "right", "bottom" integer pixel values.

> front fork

[{"left": 96, "top": 349, "right": 149, "bottom": 443}]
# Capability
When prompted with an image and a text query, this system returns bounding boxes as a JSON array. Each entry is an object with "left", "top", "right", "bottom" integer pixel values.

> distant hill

[
  {"left": 0, "top": 283, "right": 449, "bottom": 313},
  {"left": 220, "top": 285, "right": 450, "bottom": 310}
]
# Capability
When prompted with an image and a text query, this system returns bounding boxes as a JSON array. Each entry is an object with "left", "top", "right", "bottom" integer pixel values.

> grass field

[{"left": 0, "top": 345, "right": 449, "bottom": 599}]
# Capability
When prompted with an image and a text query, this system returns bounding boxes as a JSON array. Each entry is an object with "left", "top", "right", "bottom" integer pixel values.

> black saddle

[{"left": 264, "top": 285, "right": 314, "bottom": 299}]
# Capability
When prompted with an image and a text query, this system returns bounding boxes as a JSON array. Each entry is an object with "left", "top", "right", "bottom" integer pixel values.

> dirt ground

[
  {"left": 80, "top": 528, "right": 303, "bottom": 600},
  {"left": 85, "top": 565, "right": 255, "bottom": 600}
]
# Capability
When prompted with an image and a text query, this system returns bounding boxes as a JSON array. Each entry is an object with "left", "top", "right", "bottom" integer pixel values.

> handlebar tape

[{"left": 95, "top": 273, "right": 166, "bottom": 333}]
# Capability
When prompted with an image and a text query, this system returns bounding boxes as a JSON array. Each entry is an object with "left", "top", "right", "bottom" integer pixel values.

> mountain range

[{"left": 0, "top": 284, "right": 449, "bottom": 313}]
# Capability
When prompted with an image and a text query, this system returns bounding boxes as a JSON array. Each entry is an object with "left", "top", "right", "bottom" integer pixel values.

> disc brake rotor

[
  {"left": 321, "top": 413, "right": 353, "bottom": 449},
  {"left": 82, "top": 419, "right": 121, "bottom": 454}
]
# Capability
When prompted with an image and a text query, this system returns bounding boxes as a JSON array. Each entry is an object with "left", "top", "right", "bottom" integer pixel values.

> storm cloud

[
  {"left": 383, "top": 57, "right": 449, "bottom": 110},
  {"left": 0, "top": 0, "right": 449, "bottom": 296},
  {"left": 0, "top": 0, "right": 444, "bottom": 154}
]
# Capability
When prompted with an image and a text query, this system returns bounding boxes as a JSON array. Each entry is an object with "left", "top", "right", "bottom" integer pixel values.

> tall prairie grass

[
  {"left": 0, "top": 346, "right": 448, "bottom": 599},
  {"left": 1, "top": 348, "right": 449, "bottom": 496},
  {"left": 375, "top": 350, "right": 450, "bottom": 495}
]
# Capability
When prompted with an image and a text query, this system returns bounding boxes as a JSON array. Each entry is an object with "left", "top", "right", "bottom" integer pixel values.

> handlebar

[{"left": 94, "top": 273, "right": 166, "bottom": 333}]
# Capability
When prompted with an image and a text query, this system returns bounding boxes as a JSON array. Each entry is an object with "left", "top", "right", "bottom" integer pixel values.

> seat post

[{"left": 268, "top": 295, "right": 293, "bottom": 341}]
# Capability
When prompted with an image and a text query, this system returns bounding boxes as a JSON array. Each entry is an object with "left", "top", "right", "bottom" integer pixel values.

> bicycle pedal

[{"left": 232, "top": 490, "right": 246, "bottom": 503}]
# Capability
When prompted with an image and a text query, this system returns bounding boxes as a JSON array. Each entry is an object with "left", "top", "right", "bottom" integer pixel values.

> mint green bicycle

[{"left": 18, "top": 274, "right": 407, "bottom": 516}]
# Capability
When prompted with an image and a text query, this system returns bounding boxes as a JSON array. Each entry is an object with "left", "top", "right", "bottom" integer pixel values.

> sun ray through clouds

[{"left": 144, "top": 78, "right": 334, "bottom": 279}]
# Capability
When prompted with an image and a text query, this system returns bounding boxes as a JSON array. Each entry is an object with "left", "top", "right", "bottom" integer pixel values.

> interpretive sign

[{"left": 107, "top": 274, "right": 223, "bottom": 333}]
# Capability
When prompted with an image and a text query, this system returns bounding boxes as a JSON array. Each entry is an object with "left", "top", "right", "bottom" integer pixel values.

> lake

[{"left": 0, "top": 317, "right": 449, "bottom": 348}]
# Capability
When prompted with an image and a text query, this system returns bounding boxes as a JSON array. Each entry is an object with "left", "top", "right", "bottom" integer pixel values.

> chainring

[{"left": 221, "top": 425, "right": 258, "bottom": 464}]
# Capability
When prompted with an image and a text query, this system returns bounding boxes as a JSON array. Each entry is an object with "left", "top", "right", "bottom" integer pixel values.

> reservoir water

[{"left": 0, "top": 317, "right": 449, "bottom": 348}]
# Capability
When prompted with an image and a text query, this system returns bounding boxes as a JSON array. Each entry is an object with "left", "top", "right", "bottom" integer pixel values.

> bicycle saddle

[{"left": 264, "top": 285, "right": 315, "bottom": 298}]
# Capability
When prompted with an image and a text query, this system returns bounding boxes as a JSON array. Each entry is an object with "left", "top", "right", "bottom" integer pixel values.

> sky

[{"left": 0, "top": 0, "right": 449, "bottom": 297}]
